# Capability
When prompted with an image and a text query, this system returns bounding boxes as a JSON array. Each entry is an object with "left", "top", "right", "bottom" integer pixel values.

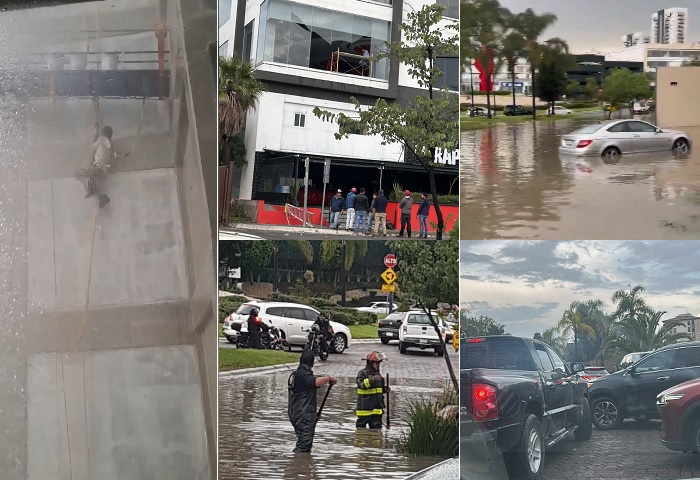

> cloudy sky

[
  {"left": 498, "top": 0, "right": 697, "bottom": 53},
  {"left": 460, "top": 241, "right": 700, "bottom": 338}
]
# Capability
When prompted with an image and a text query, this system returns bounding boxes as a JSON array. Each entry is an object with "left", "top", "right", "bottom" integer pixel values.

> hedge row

[{"left": 219, "top": 296, "right": 249, "bottom": 322}]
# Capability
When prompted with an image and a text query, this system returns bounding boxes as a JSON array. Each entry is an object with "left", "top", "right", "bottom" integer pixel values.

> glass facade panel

[
  {"left": 435, "top": 57, "right": 459, "bottom": 91},
  {"left": 219, "top": 41, "right": 229, "bottom": 57},
  {"left": 437, "top": 0, "right": 458, "bottom": 19},
  {"left": 256, "top": 0, "right": 390, "bottom": 79},
  {"left": 219, "top": 0, "right": 232, "bottom": 27}
]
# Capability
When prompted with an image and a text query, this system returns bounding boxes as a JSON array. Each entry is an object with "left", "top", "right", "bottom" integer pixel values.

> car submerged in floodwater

[{"left": 558, "top": 119, "right": 691, "bottom": 159}]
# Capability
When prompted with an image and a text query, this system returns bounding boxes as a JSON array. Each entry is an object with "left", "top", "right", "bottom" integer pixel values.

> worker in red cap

[
  {"left": 356, "top": 351, "right": 389, "bottom": 429},
  {"left": 397, "top": 190, "right": 413, "bottom": 238}
]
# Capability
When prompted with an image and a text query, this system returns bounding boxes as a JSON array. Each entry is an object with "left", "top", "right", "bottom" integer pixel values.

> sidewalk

[{"left": 222, "top": 224, "right": 437, "bottom": 240}]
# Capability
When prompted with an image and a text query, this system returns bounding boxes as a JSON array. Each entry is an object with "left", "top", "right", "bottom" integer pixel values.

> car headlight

[{"left": 658, "top": 393, "right": 686, "bottom": 405}]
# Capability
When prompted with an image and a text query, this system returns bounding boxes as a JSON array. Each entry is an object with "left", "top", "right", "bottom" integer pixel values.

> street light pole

[{"left": 302, "top": 156, "right": 310, "bottom": 228}]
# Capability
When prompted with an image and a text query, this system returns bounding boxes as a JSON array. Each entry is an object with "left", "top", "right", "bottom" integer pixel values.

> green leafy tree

[
  {"left": 565, "top": 80, "right": 581, "bottom": 100},
  {"left": 536, "top": 42, "right": 574, "bottom": 114},
  {"left": 388, "top": 237, "right": 459, "bottom": 391},
  {"left": 682, "top": 55, "right": 700, "bottom": 67},
  {"left": 314, "top": 5, "right": 457, "bottom": 240},
  {"left": 461, "top": 313, "right": 507, "bottom": 336},
  {"left": 511, "top": 7, "right": 561, "bottom": 119},
  {"left": 218, "top": 55, "right": 265, "bottom": 164},
  {"left": 602, "top": 310, "right": 691, "bottom": 364},
  {"left": 541, "top": 326, "right": 568, "bottom": 357},
  {"left": 584, "top": 77, "right": 599, "bottom": 100},
  {"left": 319, "top": 241, "right": 368, "bottom": 304},
  {"left": 611, "top": 285, "right": 652, "bottom": 321},
  {"left": 600, "top": 68, "right": 652, "bottom": 119}
]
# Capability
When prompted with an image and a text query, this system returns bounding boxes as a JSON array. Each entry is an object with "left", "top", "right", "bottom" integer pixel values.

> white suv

[
  {"left": 398, "top": 311, "right": 446, "bottom": 357},
  {"left": 223, "top": 301, "right": 352, "bottom": 353}
]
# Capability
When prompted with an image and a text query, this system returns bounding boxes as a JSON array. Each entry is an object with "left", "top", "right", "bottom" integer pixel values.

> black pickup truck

[{"left": 461, "top": 336, "right": 592, "bottom": 479}]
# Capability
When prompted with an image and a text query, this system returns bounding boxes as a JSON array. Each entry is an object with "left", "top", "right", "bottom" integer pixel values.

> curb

[
  {"left": 218, "top": 337, "right": 381, "bottom": 344},
  {"left": 219, "top": 362, "right": 298, "bottom": 378}
]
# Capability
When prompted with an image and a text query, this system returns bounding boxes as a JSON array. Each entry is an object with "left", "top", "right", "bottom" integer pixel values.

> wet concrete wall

[
  {"left": 657, "top": 67, "right": 700, "bottom": 129},
  {"left": 0, "top": 0, "right": 217, "bottom": 478}
]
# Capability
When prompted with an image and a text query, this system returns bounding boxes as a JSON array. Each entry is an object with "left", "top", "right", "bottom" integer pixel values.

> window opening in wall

[
  {"left": 219, "top": 41, "right": 229, "bottom": 58},
  {"left": 294, "top": 113, "right": 306, "bottom": 127},
  {"left": 256, "top": 0, "right": 390, "bottom": 80},
  {"left": 242, "top": 21, "right": 254, "bottom": 61}
]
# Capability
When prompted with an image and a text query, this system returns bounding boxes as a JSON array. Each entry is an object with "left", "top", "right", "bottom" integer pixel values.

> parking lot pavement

[
  {"left": 542, "top": 420, "right": 700, "bottom": 480},
  {"left": 313, "top": 339, "right": 456, "bottom": 382},
  {"left": 220, "top": 338, "right": 456, "bottom": 382}
]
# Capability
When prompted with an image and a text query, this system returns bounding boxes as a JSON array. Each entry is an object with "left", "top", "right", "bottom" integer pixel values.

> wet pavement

[
  {"left": 461, "top": 116, "right": 700, "bottom": 239},
  {"left": 462, "top": 420, "right": 700, "bottom": 480},
  {"left": 219, "top": 340, "right": 456, "bottom": 479}
]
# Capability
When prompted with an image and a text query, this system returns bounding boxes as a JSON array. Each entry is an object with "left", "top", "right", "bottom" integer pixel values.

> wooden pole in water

[{"left": 386, "top": 373, "right": 390, "bottom": 429}]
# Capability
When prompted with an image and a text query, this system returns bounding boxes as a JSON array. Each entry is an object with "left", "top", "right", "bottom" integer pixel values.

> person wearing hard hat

[
  {"left": 246, "top": 307, "right": 263, "bottom": 349},
  {"left": 356, "top": 351, "right": 389, "bottom": 429}
]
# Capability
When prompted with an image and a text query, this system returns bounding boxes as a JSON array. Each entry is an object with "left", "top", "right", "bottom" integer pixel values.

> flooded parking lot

[{"left": 461, "top": 117, "right": 700, "bottom": 239}]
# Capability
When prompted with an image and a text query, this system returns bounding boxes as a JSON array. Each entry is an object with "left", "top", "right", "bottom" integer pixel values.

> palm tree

[
  {"left": 570, "top": 299, "right": 610, "bottom": 363},
  {"left": 319, "top": 241, "right": 369, "bottom": 304},
  {"left": 541, "top": 325, "right": 567, "bottom": 355},
  {"left": 559, "top": 303, "right": 596, "bottom": 362},
  {"left": 512, "top": 8, "right": 558, "bottom": 119},
  {"left": 602, "top": 310, "right": 691, "bottom": 363},
  {"left": 500, "top": 31, "right": 526, "bottom": 110},
  {"left": 611, "top": 285, "right": 651, "bottom": 321},
  {"left": 218, "top": 55, "right": 265, "bottom": 162}
]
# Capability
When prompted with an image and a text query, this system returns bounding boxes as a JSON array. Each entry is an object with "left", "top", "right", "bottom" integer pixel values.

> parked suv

[
  {"left": 223, "top": 301, "right": 352, "bottom": 353},
  {"left": 398, "top": 311, "right": 446, "bottom": 356},
  {"left": 588, "top": 341, "right": 700, "bottom": 429},
  {"left": 378, "top": 312, "right": 404, "bottom": 344},
  {"left": 657, "top": 377, "right": 700, "bottom": 452},
  {"left": 503, "top": 105, "right": 533, "bottom": 116}
]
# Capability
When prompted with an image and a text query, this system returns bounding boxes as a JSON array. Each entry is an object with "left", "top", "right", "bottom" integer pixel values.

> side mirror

[
  {"left": 571, "top": 362, "right": 585, "bottom": 373},
  {"left": 551, "top": 371, "right": 566, "bottom": 381}
]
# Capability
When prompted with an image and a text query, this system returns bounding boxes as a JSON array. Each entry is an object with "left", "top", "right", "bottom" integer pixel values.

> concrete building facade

[
  {"left": 219, "top": 0, "right": 459, "bottom": 203},
  {"left": 0, "top": 1, "right": 218, "bottom": 478},
  {"left": 656, "top": 66, "right": 700, "bottom": 129},
  {"left": 606, "top": 43, "right": 700, "bottom": 71},
  {"left": 665, "top": 313, "right": 700, "bottom": 340},
  {"left": 651, "top": 7, "right": 689, "bottom": 44}
]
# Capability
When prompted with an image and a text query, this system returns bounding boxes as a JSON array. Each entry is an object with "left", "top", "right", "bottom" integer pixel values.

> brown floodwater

[
  {"left": 460, "top": 115, "right": 700, "bottom": 239},
  {"left": 219, "top": 374, "right": 447, "bottom": 480}
]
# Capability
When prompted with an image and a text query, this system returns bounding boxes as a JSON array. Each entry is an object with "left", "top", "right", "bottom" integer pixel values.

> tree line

[{"left": 462, "top": 285, "right": 692, "bottom": 370}]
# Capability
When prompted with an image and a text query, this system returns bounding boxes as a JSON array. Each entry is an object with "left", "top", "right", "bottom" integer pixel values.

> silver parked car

[{"left": 558, "top": 119, "right": 691, "bottom": 159}]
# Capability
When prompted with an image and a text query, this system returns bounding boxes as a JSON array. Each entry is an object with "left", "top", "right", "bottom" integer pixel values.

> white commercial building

[
  {"left": 219, "top": 0, "right": 459, "bottom": 201},
  {"left": 606, "top": 43, "right": 700, "bottom": 71},
  {"left": 651, "top": 7, "right": 689, "bottom": 44},
  {"left": 622, "top": 32, "right": 651, "bottom": 47}
]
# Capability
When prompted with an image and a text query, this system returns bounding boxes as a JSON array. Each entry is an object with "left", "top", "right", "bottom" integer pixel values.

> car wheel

[
  {"left": 673, "top": 138, "right": 690, "bottom": 154},
  {"left": 380, "top": 337, "right": 390, "bottom": 345},
  {"left": 602, "top": 146, "right": 621, "bottom": 160},
  {"left": 505, "top": 414, "right": 544, "bottom": 480},
  {"left": 574, "top": 397, "right": 593, "bottom": 441},
  {"left": 332, "top": 333, "right": 347, "bottom": 354},
  {"left": 399, "top": 341, "right": 407, "bottom": 354},
  {"left": 591, "top": 396, "right": 623, "bottom": 430},
  {"left": 689, "top": 417, "right": 700, "bottom": 454}
]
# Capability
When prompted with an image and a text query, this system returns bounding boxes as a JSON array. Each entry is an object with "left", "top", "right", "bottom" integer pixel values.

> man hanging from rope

[{"left": 75, "top": 123, "right": 125, "bottom": 208}]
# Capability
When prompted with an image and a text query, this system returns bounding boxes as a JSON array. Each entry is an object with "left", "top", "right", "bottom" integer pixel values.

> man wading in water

[{"left": 75, "top": 124, "right": 126, "bottom": 208}]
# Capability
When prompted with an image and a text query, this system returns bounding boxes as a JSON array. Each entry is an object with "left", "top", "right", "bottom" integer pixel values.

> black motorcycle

[
  {"left": 304, "top": 324, "right": 329, "bottom": 361},
  {"left": 236, "top": 321, "right": 287, "bottom": 350}
]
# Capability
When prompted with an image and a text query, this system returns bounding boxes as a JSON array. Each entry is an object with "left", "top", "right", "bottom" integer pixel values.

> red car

[{"left": 658, "top": 378, "right": 700, "bottom": 452}]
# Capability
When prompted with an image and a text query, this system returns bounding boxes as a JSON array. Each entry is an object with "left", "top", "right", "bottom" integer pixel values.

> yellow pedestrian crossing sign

[{"left": 381, "top": 268, "right": 397, "bottom": 285}]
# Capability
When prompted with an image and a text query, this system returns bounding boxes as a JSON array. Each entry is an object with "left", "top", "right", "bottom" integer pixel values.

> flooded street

[
  {"left": 460, "top": 116, "right": 700, "bottom": 239},
  {"left": 219, "top": 340, "right": 455, "bottom": 480}
]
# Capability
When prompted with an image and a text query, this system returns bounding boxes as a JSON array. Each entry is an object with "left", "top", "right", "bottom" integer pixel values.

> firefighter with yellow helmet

[{"left": 356, "top": 351, "right": 389, "bottom": 429}]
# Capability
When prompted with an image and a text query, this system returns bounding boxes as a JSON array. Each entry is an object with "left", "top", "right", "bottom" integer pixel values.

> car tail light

[
  {"left": 577, "top": 140, "right": 593, "bottom": 148},
  {"left": 580, "top": 375, "right": 590, "bottom": 380},
  {"left": 473, "top": 384, "right": 498, "bottom": 421},
  {"left": 469, "top": 338, "right": 485, "bottom": 343}
]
